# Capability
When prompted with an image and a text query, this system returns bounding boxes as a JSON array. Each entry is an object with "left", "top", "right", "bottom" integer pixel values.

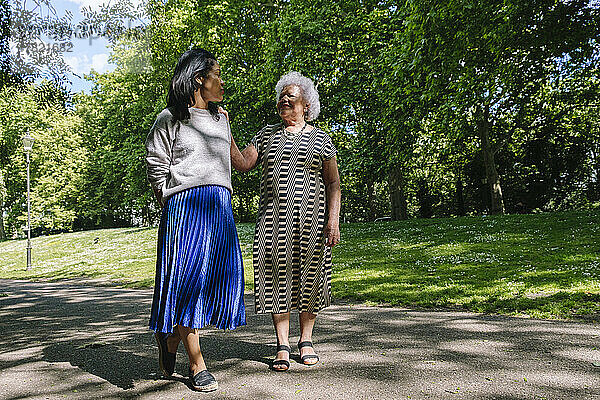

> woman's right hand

[{"left": 153, "top": 187, "right": 164, "bottom": 208}]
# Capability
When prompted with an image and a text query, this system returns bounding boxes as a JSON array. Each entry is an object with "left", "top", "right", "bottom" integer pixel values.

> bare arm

[
  {"left": 230, "top": 134, "right": 259, "bottom": 172},
  {"left": 323, "top": 157, "right": 341, "bottom": 247},
  {"left": 219, "top": 106, "right": 259, "bottom": 172}
]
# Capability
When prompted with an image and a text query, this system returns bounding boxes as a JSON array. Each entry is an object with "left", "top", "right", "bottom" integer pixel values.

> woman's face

[
  {"left": 198, "top": 61, "right": 224, "bottom": 103},
  {"left": 277, "top": 85, "right": 307, "bottom": 120}
]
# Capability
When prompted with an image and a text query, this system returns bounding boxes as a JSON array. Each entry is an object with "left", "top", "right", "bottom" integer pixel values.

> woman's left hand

[
  {"left": 324, "top": 221, "right": 340, "bottom": 247},
  {"left": 218, "top": 106, "right": 230, "bottom": 122}
]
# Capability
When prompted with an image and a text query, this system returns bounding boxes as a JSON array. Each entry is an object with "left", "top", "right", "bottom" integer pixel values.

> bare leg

[
  {"left": 299, "top": 312, "right": 318, "bottom": 364},
  {"left": 177, "top": 325, "right": 207, "bottom": 375},
  {"left": 272, "top": 312, "right": 290, "bottom": 370}
]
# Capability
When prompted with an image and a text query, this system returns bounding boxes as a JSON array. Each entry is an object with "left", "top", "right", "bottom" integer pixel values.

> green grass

[{"left": 1, "top": 211, "right": 599, "bottom": 321}]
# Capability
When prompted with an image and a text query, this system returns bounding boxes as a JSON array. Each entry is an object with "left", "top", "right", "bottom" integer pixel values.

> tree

[
  {"left": 0, "top": 82, "right": 86, "bottom": 236},
  {"left": 383, "top": 0, "right": 600, "bottom": 214}
]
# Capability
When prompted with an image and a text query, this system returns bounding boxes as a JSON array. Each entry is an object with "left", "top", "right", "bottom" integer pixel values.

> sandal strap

[
  {"left": 297, "top": 341, "right": 314, "bottom": 349},
  {"left": 277, "top": 344, "right": 291, "bottom": 353},
  {"left": 271, "top": 359, "right": 290, "bottom": 371}
]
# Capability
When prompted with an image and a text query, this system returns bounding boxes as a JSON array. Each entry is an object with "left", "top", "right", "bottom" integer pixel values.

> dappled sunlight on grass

[{"left": 331, "top": 211, "right": 600, "bottom": 320}]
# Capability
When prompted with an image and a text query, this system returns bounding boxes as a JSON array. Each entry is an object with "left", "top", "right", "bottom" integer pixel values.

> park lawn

[{"left": 0, "top": 211, "right": 598, "bottom": 321}]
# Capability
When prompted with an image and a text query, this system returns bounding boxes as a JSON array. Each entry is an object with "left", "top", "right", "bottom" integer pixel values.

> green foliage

[
  {"left": 74, "top": 39, "right": 161, "bottom": 227},
  {"left": 71, "top": 0, "right": 599, "bottom": 224},
  {"left": 0, "top": 0, "right": 11, "bottom": 90},
  {"left": 380, "top": 0, "right": 600, "bottom": 216},
  {"left": 0, "top": 82, "right": 87, "bottom": 236},
  {"left": 2, "top": 0, "right": 599, "bottom": 234}
]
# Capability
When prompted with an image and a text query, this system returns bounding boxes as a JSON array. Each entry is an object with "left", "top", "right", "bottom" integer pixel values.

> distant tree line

[{"left": 0, "top": 0, "right": 599, "bottom": 238}]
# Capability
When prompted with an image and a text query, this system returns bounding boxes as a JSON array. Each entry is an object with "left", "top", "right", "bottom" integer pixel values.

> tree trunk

[
  {"left": 593, "top": 147, "right": 600, "bottom": 201},
  {"left": 456, "top": 176, "right": 465, "bottom": 216},
  {"left": 243, "top": 195, "right": 252, "bottom": 222},
  {"left": 142, "top": 205, "right": 150, "bottom": 227},
  {"left": 416, "top": 178, "right": 433, "bottom": 218},
  {"left": 366, "top": 176, "right": 375, "bottom": 221},
  {"left": 389, "top": 166, "right": 407, "bottom": 220},
  {"left": 237, "top": 195, "right": 245, "bottom": 222},
  {"left": 0, "top": 207, "right": 5, "bottom": 240},
  {"left": 478, "top": 104, "right": 505, "bottom": 215}
]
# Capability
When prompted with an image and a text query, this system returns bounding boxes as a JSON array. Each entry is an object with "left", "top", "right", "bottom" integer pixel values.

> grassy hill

[{"left": 1, "top": 211, "right": 599, "bottom": 321}]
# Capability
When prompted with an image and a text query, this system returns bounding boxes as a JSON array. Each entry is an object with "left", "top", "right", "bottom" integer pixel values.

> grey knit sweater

[{"left": 145, "top": 107, "right": 232, "bottom": 199}]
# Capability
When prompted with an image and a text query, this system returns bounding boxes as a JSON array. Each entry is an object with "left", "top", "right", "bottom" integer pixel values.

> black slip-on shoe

[
  {"left": 154, "top": 332, "right": 176, "bottom": 377},
  {"left": 189, "top": 369, "right": 219, "bottom": 392}
]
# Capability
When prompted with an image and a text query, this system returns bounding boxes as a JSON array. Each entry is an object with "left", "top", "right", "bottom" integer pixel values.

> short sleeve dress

[{"left": 251, "top": 123, "right": 337, "bottom": 314}]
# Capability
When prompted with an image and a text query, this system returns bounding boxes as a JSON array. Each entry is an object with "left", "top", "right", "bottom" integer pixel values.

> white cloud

[
  {"left": 64, "top": 54, "right": 90, "bottom": 76},
  {"left": 91, "top": 53, "right": 110, "bottom": 72},
  {"left": 64, "top": 53, "right": 113, "bottom": 75}
]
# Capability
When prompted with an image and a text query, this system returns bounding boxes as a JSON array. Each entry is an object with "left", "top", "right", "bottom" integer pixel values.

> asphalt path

[{"left": 0, "top": 279, "right": 598, "bottom": 400}]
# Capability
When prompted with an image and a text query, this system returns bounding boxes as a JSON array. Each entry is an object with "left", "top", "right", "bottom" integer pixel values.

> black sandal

[
  {"left": 298, "top": 341, "right": 320, "bottom": 366},
  {"left": 271, "top": 344, "right": 291, "bottom": 371}
]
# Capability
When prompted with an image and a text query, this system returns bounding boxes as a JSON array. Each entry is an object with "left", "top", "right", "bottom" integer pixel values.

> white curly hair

[{"left": 275, "top": 71, "right": 320, "bottom": 121}]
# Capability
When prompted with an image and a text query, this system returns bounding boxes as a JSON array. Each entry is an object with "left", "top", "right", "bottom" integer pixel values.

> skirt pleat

[{"left": 149, "top": 185, "right": 246, "bottom": 332}]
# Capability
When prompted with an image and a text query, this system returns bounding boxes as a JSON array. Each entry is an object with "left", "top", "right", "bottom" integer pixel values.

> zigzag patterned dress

[{"left": 251, "top": 123, "right": 337, "bottom": 314}]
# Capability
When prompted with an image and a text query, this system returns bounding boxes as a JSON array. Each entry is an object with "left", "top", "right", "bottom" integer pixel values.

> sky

[{"left": 38, "top": 0, "right": 119, "bottom": 93}]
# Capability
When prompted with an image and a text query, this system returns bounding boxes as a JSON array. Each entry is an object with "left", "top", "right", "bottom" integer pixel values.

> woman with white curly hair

[{"left": 230, "top": 71, "right": 341, "bottom": 371}]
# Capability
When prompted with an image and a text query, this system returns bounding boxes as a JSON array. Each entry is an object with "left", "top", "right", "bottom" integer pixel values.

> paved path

[{"left": 0, "top": 280, "right": 598, "bottom": 400}]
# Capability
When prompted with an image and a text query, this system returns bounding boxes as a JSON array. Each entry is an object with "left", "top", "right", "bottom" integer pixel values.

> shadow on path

[{"left": 0, "top": 279, "right": 599, "bottom": 400}]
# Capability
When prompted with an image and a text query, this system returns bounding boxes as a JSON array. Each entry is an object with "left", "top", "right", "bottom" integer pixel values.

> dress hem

[{"left": 149, "top": 320, "right": 247, "bottom": 333}]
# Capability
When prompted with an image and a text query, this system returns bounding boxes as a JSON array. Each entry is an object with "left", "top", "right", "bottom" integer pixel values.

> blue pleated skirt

[{"left": 149, "top": 185, "right": 246, "bottom": 332}]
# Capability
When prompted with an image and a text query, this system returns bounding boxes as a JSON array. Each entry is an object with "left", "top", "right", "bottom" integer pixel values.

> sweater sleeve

[{"left": 145, "top": 116, "right": 172, "bottom": 190}]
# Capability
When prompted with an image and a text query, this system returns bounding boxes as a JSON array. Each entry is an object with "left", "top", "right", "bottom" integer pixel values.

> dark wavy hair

[{"left": 166, "top": 48, "right": 220, "bottom": 121}]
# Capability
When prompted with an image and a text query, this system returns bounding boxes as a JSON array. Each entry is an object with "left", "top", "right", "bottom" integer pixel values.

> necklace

[{"left": 282, "top": 122, "right": 307, "bottom": 139}]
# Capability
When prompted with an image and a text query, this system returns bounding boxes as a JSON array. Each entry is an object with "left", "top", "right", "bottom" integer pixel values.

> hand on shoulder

[{"left": 218, "top": 106, "right": 230, "bottom": 122}]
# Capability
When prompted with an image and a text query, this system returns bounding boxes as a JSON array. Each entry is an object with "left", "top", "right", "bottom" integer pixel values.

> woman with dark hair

[{"left": 145, "top": 48, "right": 245, "bottom": 392}]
